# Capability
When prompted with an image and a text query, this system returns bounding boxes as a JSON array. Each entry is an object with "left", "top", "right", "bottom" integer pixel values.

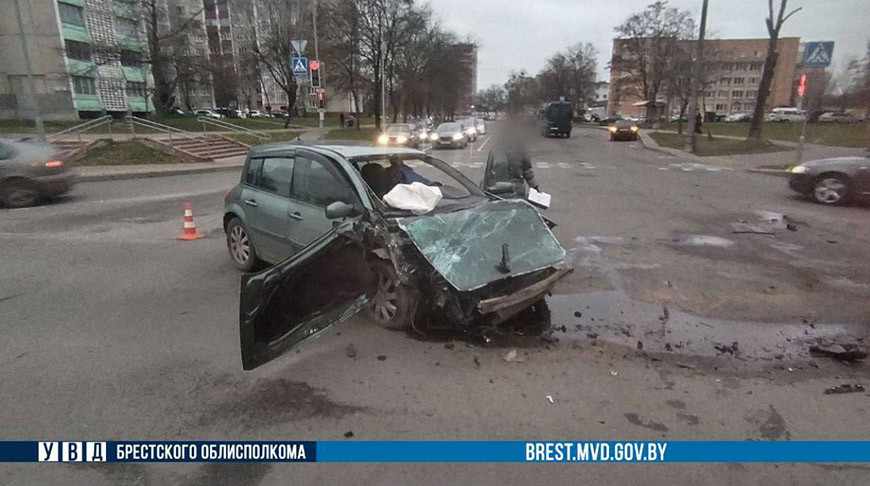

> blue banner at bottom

[{"left": 1, "top": 441, "right": 869, "bottom": 463}]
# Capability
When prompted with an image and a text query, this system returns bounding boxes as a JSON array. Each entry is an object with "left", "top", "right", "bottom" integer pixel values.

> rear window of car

[{"left": 615, "top": 120, "right": 633, "bottom": 128}]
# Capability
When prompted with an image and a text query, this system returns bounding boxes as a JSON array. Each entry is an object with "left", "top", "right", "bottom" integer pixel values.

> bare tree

[
  {"left": 847, "top": 41, "right": 870, "bottom": 119},
  {"left": 475, "top": 85, "right": 507, "bottom": 115},
  {"left": 537, "top": 43, "right": 598, "bottom": 111},
  {"left": 320, "top": 1, "right": 364, "bottom": 127},
  {"left": 504, "top": 70, "right": 539, "bottom": 114},
  {"left": 254, "top": 0, "right": 309, "bottom": 128},
  {"left": 610, "top": 1, "right": 695, "bottom": 122},
  {"left": 747, "top": 0, "right": 801, "bottom": 139}
]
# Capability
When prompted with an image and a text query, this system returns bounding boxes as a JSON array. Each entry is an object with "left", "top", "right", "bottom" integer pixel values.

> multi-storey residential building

[
  {"left": 1, "top": 0, "right": 153, "bottom": 120},
  {"left": 608, "top": 37, "right": 801, "bottom": 118}
]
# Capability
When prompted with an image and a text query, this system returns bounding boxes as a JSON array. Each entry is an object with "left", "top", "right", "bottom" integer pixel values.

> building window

[
  {"left": 746, "top": 90, "right": 757, "bottom": 98},
  {"left": 65, "top": 40, "right": 92, "bottom": 61},
  {"left": 58, "top": 2, "right": 86, "bottom": 26},
  {"left": 72, "top": 76, "right": 96, "bottom": 95},
  {"left": 717, "top": 90, "right": 728, "bottom": 97},
  {"left": 749, "top": 62, "right": 762, "bottom": 70},
  {"left": 720, "top": 78, "right": 731, "bottom": 85},
  {"left": 748, "top": 77, "right": 758, "bottom": 85},
  {"left": 126, "top": 81, "right": 147, "bottom": 98},
  {"left": 116, "top": 17, "right": 138, "bottom": 37},
  {"left": 734, "top": 77, "right": 745, "bottom": 84},
  {"left": 175, "top": 6, "right": 186, "bottom": 15},
  {"left": 736, "top": 64, "right": 748, "bottom": 71},
  {"left": 732, "top": 90, "right": 744, "bottom": 98},
  {"left": 715, "top": 104, "right": 727, "bottom": 111},
  {"left": 196, "top": 47, "right": 205, "bottom": 55},
  {"left": 120, "top": 49, "right": 141, "bottom": 67}
]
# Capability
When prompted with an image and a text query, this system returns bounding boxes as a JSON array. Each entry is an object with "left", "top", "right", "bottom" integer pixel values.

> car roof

[{"left": 248, "top": 143, "right": 426, "bottom": 160}]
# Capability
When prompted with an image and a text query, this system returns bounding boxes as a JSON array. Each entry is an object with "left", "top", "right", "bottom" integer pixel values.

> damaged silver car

[{"left": 226, "top": 144, "right": 572, "bottom": 370}]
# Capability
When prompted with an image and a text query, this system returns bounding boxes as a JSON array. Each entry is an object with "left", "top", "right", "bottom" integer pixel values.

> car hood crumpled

[{"left": 396, "top": 199, "right": 567, "bottom": 291}]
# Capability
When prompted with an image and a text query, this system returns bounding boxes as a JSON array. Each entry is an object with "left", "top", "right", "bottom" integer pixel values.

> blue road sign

[
  {"left": 803, "top": 42, "right": 834, "bottom": 68},
  {"left": 291, "top": 57, "right": 309, "bottom": 76}
]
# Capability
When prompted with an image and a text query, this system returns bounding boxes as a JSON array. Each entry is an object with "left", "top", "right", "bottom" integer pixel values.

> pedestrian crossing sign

[
  {"left": 802, "top": 42, "right": 834, "bottom": 68},
  {"left": 291, "top": 57, "right": 309, "bottom": 76}
]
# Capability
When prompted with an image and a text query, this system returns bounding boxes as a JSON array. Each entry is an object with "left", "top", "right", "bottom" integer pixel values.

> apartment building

[
  {"left": 608, "top": 37, "right": 801, "bottom": 118},
  {"left": 1, "top": 0, "right": 153, "bottom": 120}
]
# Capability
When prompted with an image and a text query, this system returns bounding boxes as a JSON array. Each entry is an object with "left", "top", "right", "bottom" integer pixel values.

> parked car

[
  {"left": 378, "top": 124, "right": 423, "bottom": 149},
  {"left": 223, "top": 144, "right": 572, "bottom": 369},
  {"left": 818, "top": 112, "right": 859, "bottom": 123},
  {"left": 168, "top": 108, "right": 188, "bottom": 116},
  {"left": 609, "top": 120, "right": 639, "bottom": 141},
  {"left": 597, "top": 116, "right": 622, "bottom": 126},
  {"left": 0, "top": 140, "right": 76, "bottom": 208},
  {"left": 788, "top": 153, "right": 870, "bottom": 205},
  {"left": 248, "top": 110, "right": 264, "bottom": 118},
  {"left": 194, "top": 109, "right": 221, "bottom": 119},
  {"left": 541, "top": 101, "right": 573, "bottom": 138},
  {"left": 766, "top": 107, "right": 806, "bottom": 122},
  {"left": 430, "top": 122, "right": 468, "bottom": 149},
  {"left": 724, "top": 113, "right": 752, "bottom": 122}
]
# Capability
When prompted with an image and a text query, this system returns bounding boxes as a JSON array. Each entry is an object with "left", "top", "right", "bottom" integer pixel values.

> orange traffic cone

[{"left": 177, "top": 202, "right": 204, "bottom": 240}]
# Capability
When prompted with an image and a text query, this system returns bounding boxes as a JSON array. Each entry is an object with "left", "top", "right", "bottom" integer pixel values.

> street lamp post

[
  {"left": 12, "top": 0, "right": 46, "bottom": 142},
  {"left": 685, "top": 0, "right": 709, "bottom": 153}
]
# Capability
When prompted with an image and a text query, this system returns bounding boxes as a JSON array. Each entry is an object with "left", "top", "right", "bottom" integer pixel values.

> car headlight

[
  {"left": 377, "top": 134, "right": 389, "bottom": 145},
  {"left": 790, "top": 165, "right": 809, "bottom": 174},
  {"left": 630, "top": 126, "right": 639, "bottom": 132},
  {"left": 609, "top": 126, "right": 618, "bottom": 132},
  {"left": 430, "top": 133, "right": 438, "bottom": 141},
  {"left": 396, "top": 136, "right": 408, "bottom": 144},
  {"left": 453, "top": 133, "right": 464, "bottom": 140}
]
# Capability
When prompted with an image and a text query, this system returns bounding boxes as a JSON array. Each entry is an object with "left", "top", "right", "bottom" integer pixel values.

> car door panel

[
  {"left": 242, "top": 156, "right": 296, "bottom": 262},
  {"left": 288, "top": 151, "right": 359, "bottom": 249},
  {"left": 239, "top": 228, "right": 374, "bottom": 370}
]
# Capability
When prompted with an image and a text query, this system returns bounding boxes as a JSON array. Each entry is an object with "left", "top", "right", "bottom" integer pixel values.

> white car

[
  {"left": 194, "top": 109, "right": 221, "bottom": 119},
  {"left": 766, "top": 107, "right": 806, "bottom": 122},
  {"left": 818, "top": 112, "right": 859, "bottom": 123},
  {"left": 724, "top": 113, "right": 752, "bottom": 122},
  {"left": 248, "top": 110, "right": 263, "bottom": 118}
]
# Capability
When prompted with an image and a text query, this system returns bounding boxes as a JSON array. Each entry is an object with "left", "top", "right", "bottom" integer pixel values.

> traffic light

[
  {"left": 317, "top": 91, "right": 324, "bottom": 109},
  {"left": 310, "top": 60, "right": 322, "bottom": 88}
]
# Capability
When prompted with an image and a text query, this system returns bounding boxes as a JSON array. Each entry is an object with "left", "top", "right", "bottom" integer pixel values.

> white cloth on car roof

[{"left": 383, "top": 182, "right": 442, "bottom": 215}]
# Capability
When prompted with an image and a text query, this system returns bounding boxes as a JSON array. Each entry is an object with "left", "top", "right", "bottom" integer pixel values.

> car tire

[
  {"left": 566, "top": 131, "right": 571, "bottom": 138},
  {"left": 364, "top": 259, "right": 416, "bottom": 330},
  {"left": 226, "top": 217, "right": 261, "bottom": 272},
  {"left": 0, "top": 179, "right": 39, "bottom": 208},
  {"left": 812, "top": 174, "right": 852, "bottom": 206}
]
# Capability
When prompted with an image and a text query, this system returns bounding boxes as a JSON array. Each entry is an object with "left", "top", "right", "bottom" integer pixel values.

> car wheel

[
  {"left": 226, "top": 217, "right": 260, "bottom": 271},
  {"left": 1, "top": 180, "right": 39, "bottom": 208},
  {"left": 365, "top": 259, "right": 415, "bottom": 330},
  {"left": 812, "top": 175, "right": 851, "bottom": 206}
]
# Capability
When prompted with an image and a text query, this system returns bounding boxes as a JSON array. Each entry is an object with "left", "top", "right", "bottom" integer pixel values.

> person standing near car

[
  {"left": 486, "top": 123, "right": 539, "bottom": 198},
  {"left": 339, "top": 113, "right": 346, "bottom": 128}
]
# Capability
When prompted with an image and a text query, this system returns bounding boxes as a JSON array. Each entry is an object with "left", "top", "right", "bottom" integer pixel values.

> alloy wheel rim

[
  {"left": 815, "top": 178, "right": 845, "bottom": 203},
  {"left": 370, "top": 270, "right": 398, "bottom": 322},
  {"left": 230, "top": 226, "right": 250, "bottom": 264}
]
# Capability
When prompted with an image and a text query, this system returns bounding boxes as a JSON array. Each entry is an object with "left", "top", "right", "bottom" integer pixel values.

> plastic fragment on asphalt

[{"left": 546, "top": 395, "right": 554, "bottom": 404}]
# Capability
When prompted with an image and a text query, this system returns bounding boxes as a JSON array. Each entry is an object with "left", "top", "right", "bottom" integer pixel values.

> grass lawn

[
  {"left": 323, "top": 127, "right": 380, "bottom": 141},
  {"left": 649, "top": 131, "right": 791, "bottom": 157},
  {"left": 69, "top": 141, "right": 181, "bottom": 167},
  {"left": 660, "top": 121, "right": 870, "bottom": 148},
  {"left": 226, "top": 131, "right": 301, "bottom": 146}
]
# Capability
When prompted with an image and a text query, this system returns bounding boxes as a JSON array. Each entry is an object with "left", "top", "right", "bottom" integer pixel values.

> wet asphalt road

[{"left": 1, "top": 126, "right": 869, "bottom": 485}]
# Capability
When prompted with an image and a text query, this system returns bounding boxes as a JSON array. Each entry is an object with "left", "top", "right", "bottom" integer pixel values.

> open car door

[{"left": 239, "top": 228, "right": 374, "bottom": 370}]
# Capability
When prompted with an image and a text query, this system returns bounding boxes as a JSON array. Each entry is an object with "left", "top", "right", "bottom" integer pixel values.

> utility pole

[
  {"left": 380, "top": 28, "right": 386, "bottom": 130},
  {"left": 312, "top": 0, "right": 322, "bottom": 131},
  {"left": 12, "top": 0, "right": 46, "bottom": 142},
  {"left": 684, "top": 0, "right": 709, "bottom": 153}
]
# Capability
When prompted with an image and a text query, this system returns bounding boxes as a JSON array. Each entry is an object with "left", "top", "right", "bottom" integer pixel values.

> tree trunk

[{"left": 748, "top": 41, "right": 780, "bottom": 139}]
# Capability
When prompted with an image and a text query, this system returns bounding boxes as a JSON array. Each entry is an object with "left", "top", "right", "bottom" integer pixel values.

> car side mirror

[
  {"left": 325, "top": 201, "right": 358, "bottom": 220},
  {"left": 487, "top": 181, "right": 515, "bottom": 195}
]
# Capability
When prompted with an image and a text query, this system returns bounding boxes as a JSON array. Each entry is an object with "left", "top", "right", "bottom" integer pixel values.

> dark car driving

[
  {"left": 0, "top": 140, "right": 75, "bottom": 208},
  {"left": 788, "top": 153, "right": 870, "bottom": 205},
  {"left": 224, "top": 144, "right": 572, "bottom": 370},
  {"left": 541, "top": 101, "right": 573, "bottom": 138},
  {"left": 609, "top": 120, "right": 639, "bottom": 141}
]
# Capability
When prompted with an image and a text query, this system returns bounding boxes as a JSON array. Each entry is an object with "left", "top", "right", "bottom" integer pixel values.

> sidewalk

[{"left": 75, "top": 155, "right": 245, "bottom": 182}]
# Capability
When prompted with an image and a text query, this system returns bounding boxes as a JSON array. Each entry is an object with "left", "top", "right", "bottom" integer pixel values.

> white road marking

[
  {"left": 536, "top": 162, "right": 551, "bottom": 169},
  {"left": 476, "top": 135, "right": 491, "bottom": 152},
  {"left": 557, "top": 162, "right": 572, "bottom": 169}
]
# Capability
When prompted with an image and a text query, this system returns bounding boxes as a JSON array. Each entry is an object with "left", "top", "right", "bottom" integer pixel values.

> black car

[
  {"left": 609, "top": 120, "right": 639, "bottom": 141},
  {"left": 541, "top": 101, "right": 573, "bottom": 138},
  {"left": 788, "top": 153, "right": 870, "bottom": 205}
]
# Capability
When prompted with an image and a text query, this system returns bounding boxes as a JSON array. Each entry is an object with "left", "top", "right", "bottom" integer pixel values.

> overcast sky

[{"left": 428, "top": 0, "right": 870, "bottom": 89}]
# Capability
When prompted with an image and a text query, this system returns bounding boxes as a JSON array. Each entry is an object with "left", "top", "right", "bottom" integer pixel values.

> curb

[{"left": 76, "top": 163, "right": 243, "bottom": 182}]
